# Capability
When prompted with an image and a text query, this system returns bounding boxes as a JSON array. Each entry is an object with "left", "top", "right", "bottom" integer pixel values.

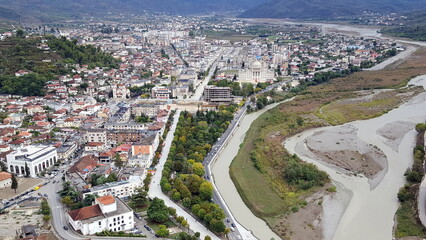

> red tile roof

[
  {"left": 68, "top": 204, "right": 103, "bottom": 221},
  {"left": 96, "top": 195, "right": 115, "bottom": 205}
]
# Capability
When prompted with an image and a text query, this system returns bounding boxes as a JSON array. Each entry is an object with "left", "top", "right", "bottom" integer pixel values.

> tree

[
  {"left": 156, "top": 225, "right": 170, "bottom": 237},
  {"left": 199, "top": 182, "right": 213, "bottom": 201},
  {"left": 130, "top": 188, "right": 148, "bottom": 208},
  {"left": 204, "top": 236, "right": 212, "bottom": 240},
  {"left": 11, "top": 174, "right": 18, "bottom": 193},
  {"left": 106, "top": 172, "right": 117, "bottom": 182},
  {"left": 82, "top": 194, "right": 97, "bottom": 207},
  {"left": 209, "top": 219, "right": 226, "bottom": 233},
  {"left": 192, "top": 162, "right": 205, "bottom": 177},
  {"left": 24, "top": 163, "right": 30, "bottom": 177},
  {"left": 147, "top": 197, "right": 169, "bottom": 223},
  {"left": 62, "top": 196, "right": 74, "bottom": 208},
  {"left": 16, "top": 29, "right": 25, "bottom": 38},
  {"left": 0, "top": 161, "right": 7, "bottom": 172},
  {"left": 114, "top": 153, "right": 123, "bottom": 168}
]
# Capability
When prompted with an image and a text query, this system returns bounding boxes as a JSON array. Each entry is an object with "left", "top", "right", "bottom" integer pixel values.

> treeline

[
  {"left": 47, "top": 36, "right": 119, "bottom": 69},
  {"left": 160, "top": 110, "right": 235, "bottom": 233},
  {"left": 208, "top": 80, "right": 270, "bottom": 97},
  {"left": 395, "top": 123, "right": 426, "bottom": 237},
  {"left": 382, "top": 25, "right": 426, "bottom": 41},
  {"left": 0, "top": 73, "right": 49, "bottom": 96}
]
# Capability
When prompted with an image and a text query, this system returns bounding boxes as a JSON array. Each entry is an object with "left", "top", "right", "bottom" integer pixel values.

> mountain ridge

[{"left": 239, "top": 0, "right": 426, "bottom": 19}]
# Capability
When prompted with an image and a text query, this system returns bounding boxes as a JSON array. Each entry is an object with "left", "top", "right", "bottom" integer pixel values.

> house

[
  {"left": 68, "top": 195, "right": 134, "bottom": 235},
  {"left": 0, "top": 171, "right": 12, "bottom": 188},
  {"left": 85, "top": 142, "right": 105, "bottom": 152},
  {"left": 68, "top": 155, "right": 99, "bottom": 175}
]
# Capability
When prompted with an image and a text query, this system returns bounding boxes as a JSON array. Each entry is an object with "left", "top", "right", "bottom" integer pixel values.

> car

[
  {"left": 44, "top": 194, "right": 48, "bottom": 197},
  {"left": 52, "top": 180, "right": 56, "bottom": 183},
  {"left": 63, "top": 226, "right": 68, "bottom": 230},
  {"left": 231, "top": 223, "right": 236, "bottom": 228},
  {"left": 230, "top": 227, "right": 235, "bottom": 232},
  {"left": 226, "top": 218, "right": 230, "bottom": 223}
]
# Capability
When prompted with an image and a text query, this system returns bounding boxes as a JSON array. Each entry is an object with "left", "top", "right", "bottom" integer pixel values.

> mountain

[
  {"left": 240, "top": 0, "right": 426, "bottom": 19},
  {"left": 0, "top": 0, "right": 268, "bottom": 23},
  {"left": 381, "top": 10, "right": 426, "bottom": 41}
]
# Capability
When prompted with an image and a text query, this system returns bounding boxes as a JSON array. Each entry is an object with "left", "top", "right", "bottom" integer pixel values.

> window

[
  {"left": 99, "top": 221, "right": 101, "bottom": 226},
  {"left": 122, "top": 220, "right": 124, "bottom": 224}
]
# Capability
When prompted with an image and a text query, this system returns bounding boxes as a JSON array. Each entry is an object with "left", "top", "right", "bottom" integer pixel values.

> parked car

[{"left": 63, "top": 226, "right": 68, "bottom": 230}]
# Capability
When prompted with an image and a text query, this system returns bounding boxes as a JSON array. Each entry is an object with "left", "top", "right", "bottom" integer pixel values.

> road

[
  {"left": 148, "top": 110, "right": 220, "bottom": 240},
  {"left": 365, "top": 45, "right": 417, "bottom": 71},
  {"left": 191, "top": 48, "right": 227, "bottom": 101}
]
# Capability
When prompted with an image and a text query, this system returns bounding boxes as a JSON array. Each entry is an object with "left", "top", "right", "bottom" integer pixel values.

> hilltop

[{"left": 240, "top": 0, "right": 426, "bottom": 20}]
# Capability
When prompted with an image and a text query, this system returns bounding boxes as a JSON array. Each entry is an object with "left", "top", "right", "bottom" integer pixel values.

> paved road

[
  {"left": 191, "top": 48, "right": 227, "bottom": 101},
  {"left": 148, "top": 110, "right": 220, "bottom": 240},
  {"left": 366, "top": 45, "right": 416, "bottom": 71}
]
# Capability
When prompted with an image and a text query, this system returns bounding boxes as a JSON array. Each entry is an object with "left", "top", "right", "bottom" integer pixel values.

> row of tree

[{"left": 159, "top": 110, "right": 232, "bottom": 233}]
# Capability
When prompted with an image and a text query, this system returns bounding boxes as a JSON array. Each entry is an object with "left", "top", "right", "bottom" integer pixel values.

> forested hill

[
  {"left": 381, "top": 11, "right": 426, "bottom": 41},
  {"left": 0, "top": 0, "right": 268, "bottom": 23},
  {"left": 240, "top": 0, "right": 426, "bottom": 20},
  {"left": 0, "top": 34, "right": 118, "bottom": 96}
]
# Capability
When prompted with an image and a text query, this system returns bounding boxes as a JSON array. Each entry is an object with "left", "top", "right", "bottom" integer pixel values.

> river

[
  {"left": 285, "top": 74, "right": 426, "bottom": 240},
  {"left": 212, "top": 101, "right": 285, "bottom": 240},
  {"left": 213, "top": 19, "right": 426, "bottom": 240}
]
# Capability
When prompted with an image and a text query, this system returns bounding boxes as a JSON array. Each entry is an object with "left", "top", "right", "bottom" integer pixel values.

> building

[
  {"left": 112, "top": 84, "right": 130, "bottom": 99},
  {"left": 6, "top": 145, "right": 58, "bottom": 177},
  {"left": 0, "top": 171, "right": 12, "bottom": 188},
  {"left": 131, "top": 103, "right": 164, "bottom": 118},
  {"left": 151, "top": 87, "right": 172, "bottom": 99},
  {"left": 84, "top": 129, "right": 107, "bottom": 143},
  {"left": 82, "top": 180, "right": 141, "bottom": 199},
  {"left": 57, "top": 142, "right": 78, "bottom": 161},
  {"left": 203, "top": 85, "right": 233, "bottom": 104},
  {"left": 107, "top": 130, "right": 154, "bottom": 145},
  {"left": 238, "top": 61, "right": 275, "bottom": 84},
  {"left": 68, "top": 195, "right": 134, "bottom": 235},
  {"left": 104, "top": 122, "right": 146, "bottom": 131}
]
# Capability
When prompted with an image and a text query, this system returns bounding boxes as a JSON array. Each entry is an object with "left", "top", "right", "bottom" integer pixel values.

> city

[{"left": 0, "top": 3, "right": 426, "bottom": 240}]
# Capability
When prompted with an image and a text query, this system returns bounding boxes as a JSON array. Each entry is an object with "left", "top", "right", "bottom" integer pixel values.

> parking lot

[{"left": 0, "top": 178, "right": 43, "bottom": 200}]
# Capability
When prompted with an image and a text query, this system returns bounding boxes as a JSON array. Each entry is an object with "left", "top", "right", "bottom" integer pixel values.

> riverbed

[
  {"left": 284, "top": 74, "right": 426, "bottom": 240},
  {"left": 211, "top": 102, "right": 285, "bottom": 240}
]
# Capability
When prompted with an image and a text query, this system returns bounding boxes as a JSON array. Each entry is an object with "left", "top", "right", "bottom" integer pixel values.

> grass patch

[
  {"left": 147, "top": 219, "right": 177, "bottom": 233},
  {"left": 395, "top": 197, "right": 426, "bottom": 238}
]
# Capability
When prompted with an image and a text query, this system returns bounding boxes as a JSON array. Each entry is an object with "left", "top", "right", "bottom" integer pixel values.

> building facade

[
  {"left": 6, "top": 145, "right": 58, "bottom": 177},
  {"left": 203, "top": 85, "right": 233, "bottom": 104},
  {"left": 68, "top": 195, "right": 134, "bottom": 235},
  {"left": 238, "top": 61, "right": 275, "bottom": 84}
]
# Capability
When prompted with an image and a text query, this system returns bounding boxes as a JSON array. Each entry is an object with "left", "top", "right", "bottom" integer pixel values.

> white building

[
  {"left": 238, "top": 61, "right": 275, "bottom": 84},
  {"left": 82, "top": 180, "right": 141, "bottom": 199},
  {"left": 68, "top": 195, "right": 134, "bottom": 235},
  {"left": 6, "top": 145, "right": 58, "bottom": 177},
  {"left": 84, "top": 129, "right": 107, "bottom": 143},
  {"left": 0, "top": 172, "right": 12, "bottom": 188}
]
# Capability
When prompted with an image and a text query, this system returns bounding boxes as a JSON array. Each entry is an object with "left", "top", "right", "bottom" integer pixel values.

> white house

[
  {"left": 6, "top": 145, "right": 58, "bottom": 177},
  {"left": 0, "top": 172, "right": 12, "bottom": 188},
  {"left": 82, "top": 180, "right": 142, "bottom": 199},
  {"left": 68, "top": 195, "right": 134, "bottom": 235}
]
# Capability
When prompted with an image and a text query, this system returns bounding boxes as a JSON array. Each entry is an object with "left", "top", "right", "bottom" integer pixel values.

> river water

[
  {"left": 212, "top": 102, "right": 285, "bottom": 240},
  {"left": 285, "top": 74, "right": 426, "bottom": 240},
  {"left": 213, "top": 19, "right": 426, "bottom": 240}
]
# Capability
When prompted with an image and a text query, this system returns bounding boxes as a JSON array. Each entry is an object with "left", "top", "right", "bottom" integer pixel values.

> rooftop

[
  {"left": 96, "top": 195, "right": 115, "bottom": 205},
  {"left": 68, "top": 204, "right": 103, "bottom": 221}
]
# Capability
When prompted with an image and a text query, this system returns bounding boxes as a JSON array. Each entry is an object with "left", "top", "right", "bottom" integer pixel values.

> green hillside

[{"left": 0, "top": 35, "right": 118, "bottom": 96}]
